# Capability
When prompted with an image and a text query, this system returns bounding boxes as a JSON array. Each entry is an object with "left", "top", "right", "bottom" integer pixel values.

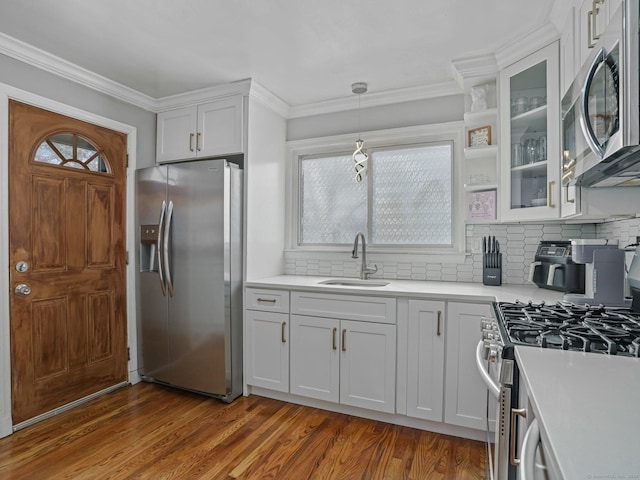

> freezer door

[
  {"left": 136, "top": 167, "right": 170, "bottom": 382},
  {"left": 166, "top": 159, "right": 233, "bottom": 395}
]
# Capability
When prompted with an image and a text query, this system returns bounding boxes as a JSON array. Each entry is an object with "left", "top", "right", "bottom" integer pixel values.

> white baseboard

[{"left": 0, "top": 414, "right": 12, "bottom": 439}]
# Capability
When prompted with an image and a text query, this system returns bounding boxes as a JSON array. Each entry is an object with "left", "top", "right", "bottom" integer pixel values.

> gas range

[{"left": 494, "top": 300, "right": 640, "bottom": 357}]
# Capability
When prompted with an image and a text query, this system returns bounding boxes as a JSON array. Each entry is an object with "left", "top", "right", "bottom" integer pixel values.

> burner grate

[{"left": 497, "top": 301, "right": 640, "bottom": 357}]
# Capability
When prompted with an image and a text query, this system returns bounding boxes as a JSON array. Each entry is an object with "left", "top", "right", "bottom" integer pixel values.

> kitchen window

[{"left": 288, "top": 125, "right": 464, "bottom": 256}]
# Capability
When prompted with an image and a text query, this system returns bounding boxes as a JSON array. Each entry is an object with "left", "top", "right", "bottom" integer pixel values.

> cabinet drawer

[
  {"left": 291, "top": 291, "right": 396, "bottom": 324},
  {"left": 246, "top": 288, "right": 290, "bottom": 313}
]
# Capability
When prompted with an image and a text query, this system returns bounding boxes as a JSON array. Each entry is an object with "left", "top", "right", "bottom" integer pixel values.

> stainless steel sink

[{"left": 318, "top": 278, "right": 390, "bottom": 287}]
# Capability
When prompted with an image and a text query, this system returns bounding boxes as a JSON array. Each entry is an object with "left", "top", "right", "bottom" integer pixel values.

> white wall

[
  {"left": 245, "top": 96, "right": 287, "bottom": 280},
  {"left": 287, "top": 94, "right": 465, "bottom": 141},
  {"left": 0, "top": 53, "right": 156, "bottom": 167}
]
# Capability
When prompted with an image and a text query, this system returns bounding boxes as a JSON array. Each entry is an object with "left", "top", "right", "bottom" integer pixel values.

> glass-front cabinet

[{"left": 500, "top": 42, "right": 560, "bottom": 221}]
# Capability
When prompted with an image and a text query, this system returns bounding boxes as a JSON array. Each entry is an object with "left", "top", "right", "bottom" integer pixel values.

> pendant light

[{"left": 352, "top": 82, "right": 368, "bottom": 183}]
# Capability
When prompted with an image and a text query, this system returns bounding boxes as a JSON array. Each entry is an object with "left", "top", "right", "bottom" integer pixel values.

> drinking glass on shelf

[
  {"left": 538, "top": 134, "right": 547, "bottom": 161},
  {"left": 511, "top": 143, "right": 523, "bottom": 167},
  {"left": 514, "top": 96, "right": 528, "bottom": 115},
  {"left": 524, "top": 138, "right": 538, "bottom": 164}
]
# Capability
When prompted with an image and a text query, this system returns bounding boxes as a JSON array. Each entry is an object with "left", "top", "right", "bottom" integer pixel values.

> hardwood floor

[{"left": 0, "top": 382, "right": 486, "bottom": 479}]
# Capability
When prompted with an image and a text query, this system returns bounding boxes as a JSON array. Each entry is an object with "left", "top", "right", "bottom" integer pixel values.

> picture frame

[
  {"left": 467, "top": 189, "right": 496, "bottom": 220},
  {"left": 468, "top": 125, "right": 492, "bottom": 147}
]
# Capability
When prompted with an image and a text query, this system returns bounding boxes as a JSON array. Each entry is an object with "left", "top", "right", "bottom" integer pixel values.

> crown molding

[
  {"left": 246, "top": 80, "right": 290, "bottom": 118},
  {"left": 0, "top": 32, "right": 157, "bottom": 111},
  {"left": 153, "top": 79, "right": 252, "bottom": 111},
  {"left": 450, "top": 53, "right": 498, "bottom": 90},
  {"left": 494, "top": 22, "right": 560, "bottom": 69},
  {"left": 287, "top": 80, "right": 462, "bottom": 119}
]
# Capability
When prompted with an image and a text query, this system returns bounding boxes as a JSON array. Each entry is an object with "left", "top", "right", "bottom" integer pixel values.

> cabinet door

[
  {"left": 197, "top": 96, "right": 244, "bottom": 157},
  {"left": 500, "top": 42, "right": 560, "bottom": 221},
  {"left": 339, "top": 320, "right": 396, "bottom": 413},
  {"left": 406, "top": 300, "right": 446, "bottom": 421},
  {"left": 290, "top": 315, "right": 340, "bottom": 402},
  {"left": 444, "top": 302, "right": 496, "bottom": 430},
  {"left": 577, "top": 0, "right": 609, "bottom": 69},
  {"left": 560, "top": 7, "right": 576, "bottom": 96},
  {"left": 156, "top": 106, "right": 197, "bottom": 163},
  {"left": 245, "top": 310, "right": 289, "bottom": 392}
]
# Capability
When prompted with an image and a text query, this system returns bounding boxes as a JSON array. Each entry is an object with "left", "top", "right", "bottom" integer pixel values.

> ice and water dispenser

[{"left": 139, "top": 224, "right": 160, "bottom": 273}]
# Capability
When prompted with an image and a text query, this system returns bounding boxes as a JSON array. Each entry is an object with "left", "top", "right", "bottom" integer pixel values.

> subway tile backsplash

[{"left": 284, "top": 217, "right": 640, "bottom": 285}]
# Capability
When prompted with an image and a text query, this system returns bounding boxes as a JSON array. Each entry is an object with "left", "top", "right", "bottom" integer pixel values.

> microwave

[{"left": 562, "top": 1, "right": 640, "bottom": 189}]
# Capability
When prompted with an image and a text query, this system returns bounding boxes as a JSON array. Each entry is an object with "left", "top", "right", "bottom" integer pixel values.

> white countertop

[
  {"left": 245, "top": 275, "right": 564, "bottom": 304},
  {"left": 516, "top": 347, "right": 640, "bottom": 479}
]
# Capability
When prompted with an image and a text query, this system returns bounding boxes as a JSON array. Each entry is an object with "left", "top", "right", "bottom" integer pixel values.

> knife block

[{"left": 483, "top": 253, "right": 502, "bottom": 286}]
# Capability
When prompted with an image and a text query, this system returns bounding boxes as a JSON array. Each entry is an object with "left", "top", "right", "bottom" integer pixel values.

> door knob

[
  {"left": 15, "top": 261, "right": 29, "bottom": 273},
  {"left": 14, "top": 284, "right": 31, "bottom": 295}
]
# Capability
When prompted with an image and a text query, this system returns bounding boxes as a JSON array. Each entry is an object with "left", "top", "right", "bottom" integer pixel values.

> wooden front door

[{"left": 8, "top": 100, "right": 128, "bottom": 425}]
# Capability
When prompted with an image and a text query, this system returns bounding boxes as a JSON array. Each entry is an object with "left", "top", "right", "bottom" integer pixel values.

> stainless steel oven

[
  {"left": 562, "top": 1, "right": 640, "bottom": 189},
  {"left": 476, "top": 314, "right": 523, "bottom": 480},
  {"left": 480, "top": 300, "right": 640, "bottom": 479}
]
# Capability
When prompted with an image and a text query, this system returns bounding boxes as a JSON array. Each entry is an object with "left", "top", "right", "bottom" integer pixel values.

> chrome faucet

[{"left": 352, "top": 232, "right": 378, "bottom": 280}]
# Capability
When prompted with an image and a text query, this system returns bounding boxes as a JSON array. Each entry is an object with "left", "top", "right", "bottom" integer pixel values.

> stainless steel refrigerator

[{"left": 136, "top": 158, "right": 242, "bottom": 402}]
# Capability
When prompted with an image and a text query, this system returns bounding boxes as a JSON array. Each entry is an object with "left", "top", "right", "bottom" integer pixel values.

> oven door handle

[{"left": 475, "top": 340, "right": 500, "bottom": 399}]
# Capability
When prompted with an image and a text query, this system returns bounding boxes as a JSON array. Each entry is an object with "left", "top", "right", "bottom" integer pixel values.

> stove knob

[{"left": 488, "top": 347, "right": 498, "bottom": 361}]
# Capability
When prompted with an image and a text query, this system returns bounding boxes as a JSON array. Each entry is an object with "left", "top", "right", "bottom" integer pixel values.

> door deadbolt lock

[
  {"left": 15, "top": 261, "right": 29, "bottom": 273},
  {"left": 14, "top": 284, "right": 31, "bottom": 295}
]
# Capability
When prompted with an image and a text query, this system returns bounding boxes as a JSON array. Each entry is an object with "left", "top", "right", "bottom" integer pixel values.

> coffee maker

[
  {"left": 628, "top": 244, "right": 640, "bottom": 312},
  {"left": 563, "top": 239, "right": 629, "bottom": 306}
]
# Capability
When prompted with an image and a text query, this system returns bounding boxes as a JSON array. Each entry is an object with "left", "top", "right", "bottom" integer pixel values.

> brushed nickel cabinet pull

[
  {"left": 565, "top": 184, "right": 575, "bottom": 203},
  {"left": 548, "top": 181, "right": 556, "bottom": 208},
  {"left": 196, "top": 132, "right": 202, "bottom": 151},
  {"left": 587, "top": 0, "right": 604, "bottom": 48},
  {"left": 588, "top": 9, "right": 596, "bottom": 48},
  {"left": 257, "top": 298, "right": 276, "bottom": 303},
  {"left": 341, "top": 329, "right": 347, "bottom": 352},
  {"left": 437, "top": 310, "right": 442, "bottom": 336},
  {"left": 189, "top": 133, "right": 195, "bottom": 152},
  {"left": 332, "top": 327, "right": 337, "bottom": 350},
  {"left": 281, "top": 322, "right": 286, "bottom": 343}
]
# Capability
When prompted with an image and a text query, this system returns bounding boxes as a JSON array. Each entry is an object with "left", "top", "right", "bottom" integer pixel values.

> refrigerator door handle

[
  {"left": 164, "top": 200, "right": 175, "bottom": 297},
  {"left": 157, "top": 200, "right": 167, "bottom": 296}
]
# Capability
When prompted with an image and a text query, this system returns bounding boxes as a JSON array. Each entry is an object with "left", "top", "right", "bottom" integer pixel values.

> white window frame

[{"left": 285, "top": 123, "right": 466, "bottom": 262}]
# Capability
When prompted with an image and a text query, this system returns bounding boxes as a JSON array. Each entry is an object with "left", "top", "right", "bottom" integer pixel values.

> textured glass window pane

[
  {"left": 33, "top": 133, "right": 111, "bottom": 173},
  {"left": 34, "top": 143, "right": 63, "bottom": 165},
  {"left": 300, "top": 154, "right": 367, "bottom": 244},
  {"left": 51, "top": 133, "right": 74, "bottom": 160},
  {"left": 372, "top": 144, "right": 452, "bottom": 245}
]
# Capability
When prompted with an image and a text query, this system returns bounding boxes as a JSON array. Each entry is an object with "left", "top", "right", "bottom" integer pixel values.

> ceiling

[{"left": 0, "top": 0, "right": 557, "bottom": 108}]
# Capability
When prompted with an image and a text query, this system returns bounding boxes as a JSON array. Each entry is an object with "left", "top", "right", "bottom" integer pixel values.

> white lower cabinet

[
  {"left": 290, "top": 314, "right": 340, "bottom": 402},
  {"left": 246, "top": 287, "right": 494, "bottom": 435},
  {"left": 444, "top": 302, "right": 496, "bottom": 430},
  {"left": 405, "top": 300, "right": 496, "bottom": 431},
  {"left": 339, "top": 319, "right": 396, "bottom": 413},
  {"left": 245, "top": 309, "right": 289, "bottom": 392},
  {"left": 406, "top": 300, "right": 446, "bottom": 421},
  {"left": 290, "top": 314, "right": 396, "bottom": 414}
]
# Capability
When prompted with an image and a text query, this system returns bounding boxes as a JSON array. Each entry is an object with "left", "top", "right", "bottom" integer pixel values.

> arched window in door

[{"left": 33, "top": 133, "right": 111, "bottom": 173}]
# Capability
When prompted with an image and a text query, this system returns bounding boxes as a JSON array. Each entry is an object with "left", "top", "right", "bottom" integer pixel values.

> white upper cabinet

[
  {"left": 560, "top": 7, "right": 576, "bottom": 96},
  {"left": 499, "top": 42, "right": 560, "bottom": 222},
  {"left": 156, "top": 96, "right": 244, "bottom": 163}
]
